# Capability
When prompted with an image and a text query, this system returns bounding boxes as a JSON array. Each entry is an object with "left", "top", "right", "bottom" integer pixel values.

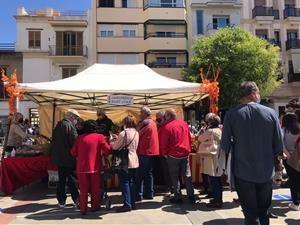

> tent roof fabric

[{"left": 19, "top": 64, "right": 206, "bottom": 110}]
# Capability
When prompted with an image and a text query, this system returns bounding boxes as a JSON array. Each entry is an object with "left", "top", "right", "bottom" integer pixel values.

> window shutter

[
  {"left": 56, "top": 31, "right": 63, "bottom": 55},
  {"left": 196, "top": 10, "right": 203, "bottom": 35}
]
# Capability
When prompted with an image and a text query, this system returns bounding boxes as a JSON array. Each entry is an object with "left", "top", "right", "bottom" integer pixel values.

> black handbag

[{"left": 111, "top": 131, "right": 136, "bottom": 172}]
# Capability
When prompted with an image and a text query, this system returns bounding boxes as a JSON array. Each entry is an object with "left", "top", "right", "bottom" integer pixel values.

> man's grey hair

[
  {"left": 239, "top": 81, "right": 259, "bottom": 98},
  {"left": 165, "top": 108, "right": 177, "bottom": 120},
  {"left": 141, "top": 106, "right": 151, "bottom": 117}
]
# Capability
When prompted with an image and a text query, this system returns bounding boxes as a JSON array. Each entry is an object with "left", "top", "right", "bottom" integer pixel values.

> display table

[
  {"left": 189, "top": 153, "right": 202, "bottom": 184},
  {"left": 0, "top": 155, "right": 56, "bottom": 194}
]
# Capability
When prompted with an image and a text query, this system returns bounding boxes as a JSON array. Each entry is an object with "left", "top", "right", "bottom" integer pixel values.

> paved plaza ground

[{"left": 0, "top": 181, "right": 299, "bottom": 225}]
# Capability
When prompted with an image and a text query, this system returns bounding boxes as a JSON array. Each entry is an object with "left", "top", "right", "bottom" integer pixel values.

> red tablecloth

[{"left": 0, "top": 156, "right": 56, "bottom": 194}]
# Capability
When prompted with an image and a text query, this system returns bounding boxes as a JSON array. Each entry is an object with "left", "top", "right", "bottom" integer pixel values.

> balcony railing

[
  {"left": 0, "top": 43, "right": 15, "bottom": 52},
  {"left": 288, "top": 73, "right": 300, "bottom": 82},
  {"left": 49, "top": 45, "right": 87, "bottom": 56},
  {"left": 284, "top": 7, "right": 300, "bottom": 18},
  {"left": 147, "top": 62, "right": 187, "bottom": 68},
  {"left": 268, "top": 39, "right": 281, "bottom": 48},
  {"left": 286, "top": 39, "right": 300, "bottom": 50},
  {"left": 144, "top": 0, "right": 185, "bottom": 8},
  {"left": 145, "top": 32, "right": 186, "bottom": 39},
  {"left": 26, "top": 10, "right": 87, "bottom": 17},
  {"left": 252, "top": 6, "right": 278, "bottom": 18},
  {"left": 206, "top": 23, "right": 235, "bottom": 31}
]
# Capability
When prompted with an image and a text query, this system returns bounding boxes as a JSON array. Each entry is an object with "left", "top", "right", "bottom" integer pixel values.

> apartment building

[
  {"left": 0, "top": 44, "right": 23, "bottom": 129},
  {"left": 186, "top": 0, "right": 242, "bottom": 55},
  {"left": 14, "top": 7, "right": 91, "bottom": 119},
  {"left": 91, "top": 0, "right": 188, "bottom": 79},
  {"left": 241, "top": 0, "right": 300, "bottom": 113}
]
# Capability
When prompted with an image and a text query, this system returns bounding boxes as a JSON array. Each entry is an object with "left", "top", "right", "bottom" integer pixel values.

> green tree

[{"left": 182, "top": 27, "right": 281, "bottom": 109}]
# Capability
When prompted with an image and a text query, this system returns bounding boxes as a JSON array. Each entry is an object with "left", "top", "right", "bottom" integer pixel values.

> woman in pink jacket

[{"left": 111, "top": 115, "right": 139, "bottom": 212}]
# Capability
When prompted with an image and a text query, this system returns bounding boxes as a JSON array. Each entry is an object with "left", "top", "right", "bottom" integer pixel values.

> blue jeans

[
  {"left": 136, "top": 155, "right": 154, "bottom": 199},
  {"left": 235, "top": 177, "right": 272, "bottom": 225},
  {"left": 118, "top": 169, "right": 136, "bottom": 209},
  {"left": 209, "top": 176, "right": 223, "bottom": 203}
]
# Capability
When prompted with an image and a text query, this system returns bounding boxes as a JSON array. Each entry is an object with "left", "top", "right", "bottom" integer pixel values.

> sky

[{"left": 0, "top": 0, "right": 91, "bottom": 43}]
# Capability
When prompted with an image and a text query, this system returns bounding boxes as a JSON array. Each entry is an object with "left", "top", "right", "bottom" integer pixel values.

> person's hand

[{"left": 283, "top": 152, "right": 290, "bottom": 160}]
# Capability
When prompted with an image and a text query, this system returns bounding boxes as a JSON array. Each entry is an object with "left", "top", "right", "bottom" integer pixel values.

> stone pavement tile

[{"left": 0, "top": 182, "right": 299, "bottom": 225}]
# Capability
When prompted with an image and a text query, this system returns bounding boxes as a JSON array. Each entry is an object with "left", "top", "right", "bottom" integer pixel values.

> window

[
  {"left": 256, "top": 29, "right": 268, "bottom": 39},
  {"left": 28, "top": 31, "right": 41, "bottom": 48},
  {"left": 287, "top": 31, "right": 298, "bottom": 40},
  {"left": 62, "top": 67, "right": 77, "bottom": 79},
  {"left": 156, "top": 32, "right": 175, "bottom": 37},
  {"left": 157, "top": 57, "right": 176, "bottom": 66},
  {"left": 98, "top": 54, "right": 116, "bottom": 64},
  {"left": 99, "top": 0, "right": 114, "bottom": 7},
  {"left": 274, "top": 30, "right": 280, "bottom": 43},
  {"left": 121, "top": 54, "right": 138, "bottom": 64},
  {"left": 0, "top": 66, "right": 8, "bottom": 99},
  {"left": 122, "top": 25, "right": 137, "bottom": 37},
  {"left": 122, "top": 0, "right": 136, "bottom": 7},
  {"left": 161, "top": 0, "right": 177, "bottom": 7},
  {"left": 56, "top": 31, "right": 83, "bottom": 56},
  {"left": 196, "top": 11, "right": 203, "bottom": 35},
  {"left": 212, "top": 16, "right": 230, "bottom": 29},
  {"left": 98, "top": 25, "right": 114, "bottom": 37}
]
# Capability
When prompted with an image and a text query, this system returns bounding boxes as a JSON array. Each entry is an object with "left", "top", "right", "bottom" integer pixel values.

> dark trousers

[
  {"left": 77, "top": 172, "right": 100, "bottom": 213},
  {"left": 160, "top": 156, "right": 173, "bottom": 192},
  {"left": 209, "top": 176, "right": 223, "bottom": 203},
  {"left": 119, "top": 169, "right": 136, "bottom": 209},
  {"left": 57, "top": 166, "right": 79, "bottom": 205},
  {"left": 136, "top": 155, "right": 154, "bottom": 199},
  {"left": 284, "top": 161, "right": 300, "bottom": 205},
  {"left": 235, "top": 177, "right": 272, "bottom": 225},
  {"left": 202, "top": 174, "right": 210, "bottom": 192},
  {"left": 167, "top": 156, "right": 194, "bottom": 200}
]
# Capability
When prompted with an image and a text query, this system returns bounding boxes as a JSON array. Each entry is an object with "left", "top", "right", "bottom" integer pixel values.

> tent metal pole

[{"left": 52, "top": 101, "right": 56, "bottom": 136}]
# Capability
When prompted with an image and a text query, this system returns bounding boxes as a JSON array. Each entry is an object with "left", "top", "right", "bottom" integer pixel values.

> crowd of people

[
  {"left": 3, "top": 81, "right": 300, "bottom": 225},
  {"left": 50, "top": 107, "right": 195, "bottom": 215}
]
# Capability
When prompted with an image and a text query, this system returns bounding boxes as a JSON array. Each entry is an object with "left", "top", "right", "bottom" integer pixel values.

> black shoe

[
  {"left": 143, "top": 195, "right": 154, "bottom": 200},
  {"left": 188, "top": 196, "right": 196, "bottom": 204},
  {"left": 169, "top": 197, "right": 183, "bottom": 204},
  {"left": 206, "top": 202, "right": 223, "bottom": 209},
  {"left": 115, "top": 206, "right": 131, "bottom": 213},
  {"left": 267, "top": 212, "right": 278, "bottom": 219},
  {"left": 136, "top": 196, "right": 142, "bottom": 202}
]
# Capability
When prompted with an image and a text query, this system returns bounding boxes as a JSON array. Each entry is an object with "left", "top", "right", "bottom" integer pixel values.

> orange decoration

[
  {"left": 1, "top": 69, "right": 24, "bottom": 114},
  {"left": 200, "top": 63, "right": 220, "bottom": 114}
]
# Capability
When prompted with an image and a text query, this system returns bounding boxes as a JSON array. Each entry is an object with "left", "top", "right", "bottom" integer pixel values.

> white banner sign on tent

[{"left": 107, "top": 95, "right": 134, "bottom": 105}]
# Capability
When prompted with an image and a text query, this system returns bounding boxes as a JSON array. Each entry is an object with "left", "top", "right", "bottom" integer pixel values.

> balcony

[
  {"left": 97, "top": 8, "right": 144, "bottom": 23},
  {"left": 145, "top": 37, "right": 186, "bottom": 50},
  {"left": 286, "top": 39, "right": 300, "bottom": 50},
  {"left": 97, "top": 37, "right": 144, "bottom": 52},
  {"left": 252, "top": 6, "right": 279, "bottom": 22},
  {"left": 145, "top": 32, "right": 186, "bottom": 39},
  {"left": 268, "top": 39, "right": 281, "bottom": 48},
  {"left": 206, "top": 23, "right": 235, "bottom": 35},
  {"left": 288, "top": 73, "right": 300, "bottom": 82},
  {"left": 0, "top": 43, "right": 15, "bottom": 52},
  {"left": 147, "top": 61, "right": 187, "bottom": 68},
  {"left": 144, "top": 0, "right": 185, "bottom": 9},
  {"left": 49, "top": 45, "right": 87, "bottom": 56},
  {"left": 284, "top": 7, "right": 300, "bottom": 22}
]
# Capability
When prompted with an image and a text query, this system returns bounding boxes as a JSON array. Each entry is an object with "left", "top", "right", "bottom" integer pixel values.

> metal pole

[{"left": 52, "top": 101, "right": 56, "bottom": 136}]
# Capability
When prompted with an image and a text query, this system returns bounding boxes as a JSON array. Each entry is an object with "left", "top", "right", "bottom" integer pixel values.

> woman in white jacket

[{"left": 197, "top": 113, "right": 225, "bottom": 208}]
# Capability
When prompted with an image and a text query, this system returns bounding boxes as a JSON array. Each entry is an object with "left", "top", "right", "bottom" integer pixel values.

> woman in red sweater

[{"left": 71, "top": 120, "right": 110, "bottom": 215}]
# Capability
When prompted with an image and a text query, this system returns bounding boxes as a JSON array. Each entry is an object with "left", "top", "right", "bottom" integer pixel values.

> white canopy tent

[{"left": 19, "top": 64, "right": 206, "bottom": 110}]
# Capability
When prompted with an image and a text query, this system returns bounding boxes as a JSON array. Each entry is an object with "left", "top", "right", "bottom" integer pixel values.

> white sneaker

[
  {"left": 289, "top": 203, "right": 300, "bottom": 211},
  {"left": 58, "top": 203, "right": 66, "bottom": 208}
]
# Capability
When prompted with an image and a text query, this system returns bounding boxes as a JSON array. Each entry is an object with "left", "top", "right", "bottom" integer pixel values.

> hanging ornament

[{"left": 200, "top": 63, "right": 220, "bottom": 114}]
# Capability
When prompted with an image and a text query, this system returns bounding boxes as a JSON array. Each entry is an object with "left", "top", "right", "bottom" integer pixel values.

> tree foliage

[{"left": 182, "top": 27, "right": 281, "bottom": 109}]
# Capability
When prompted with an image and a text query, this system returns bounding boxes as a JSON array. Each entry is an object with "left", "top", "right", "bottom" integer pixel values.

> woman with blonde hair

[
  {"left": 197, "top": 113, "right": 225, "bottom": 208},
  {"left": 110, "top": 115, "right": 139, "bottom": 212}
]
